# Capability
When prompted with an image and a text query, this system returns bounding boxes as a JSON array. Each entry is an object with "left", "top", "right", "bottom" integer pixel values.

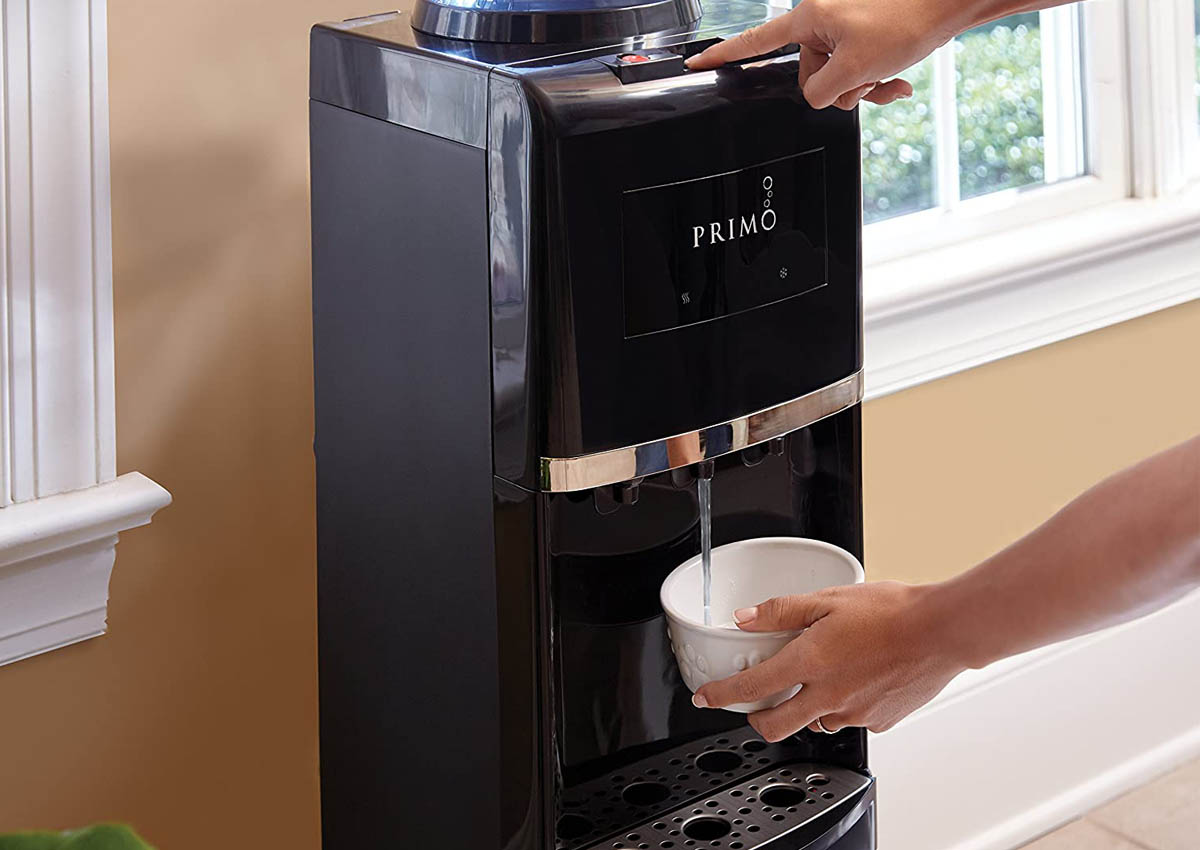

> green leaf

[{"left": 0, "top": 825, "right": 154, "bottom": 850}]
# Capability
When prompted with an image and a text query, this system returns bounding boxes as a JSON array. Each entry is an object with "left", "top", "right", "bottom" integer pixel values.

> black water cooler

[{"left": 310, "top": 1, "right": 873, "bottom": 847}]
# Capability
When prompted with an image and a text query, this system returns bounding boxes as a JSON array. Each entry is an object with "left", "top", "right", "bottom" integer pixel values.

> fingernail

[
  {"left": 684, "top": 56, "right": 698, "bottom": 68},
  {"left": 692, "top": 693, "right": 709, "bottom": 708},
  {"left": 900, "top": 92, "right": 913, "bottom": 99},
  {"left": 733, "top": 606, "right": 758, "bottom": 624}
]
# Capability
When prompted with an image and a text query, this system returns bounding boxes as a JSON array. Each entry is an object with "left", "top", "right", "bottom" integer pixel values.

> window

[
  {"left": 954, "top": 13, "right": 1068, "bottom": 201},
  {"left": 861, "top": 55, "right": 934, "bottom": 222},
  {"left": 863, "top": 11, "right": 1085, "bottom": 225},
  {"left": 0, "top": 0, "right": 171, "bottom": 667},
  {"left": 859, "top": 0, "right": 1200, "bottom": 265},
  {"left": 857, "top": 0, "right": 1200, "bottom": 400}
]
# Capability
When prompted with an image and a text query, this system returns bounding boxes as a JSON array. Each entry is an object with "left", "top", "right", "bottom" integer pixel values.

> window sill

[
  {"left": 0, "top": 473, "right": 171, "bottom": 667},
  {"left": 862, "top": 182, "right": 1200, "bottom": 399}
]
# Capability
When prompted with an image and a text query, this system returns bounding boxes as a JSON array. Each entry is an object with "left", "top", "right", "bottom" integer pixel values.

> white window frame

[
  {"left": 0, "top": 0, "right": 170, "bottom": 667},
  {"left": 865, "top": 2, "right": 1128, "bottom": 264},
  {"left": 863, "top": 0, "right": 1200, "bottom": 399}
]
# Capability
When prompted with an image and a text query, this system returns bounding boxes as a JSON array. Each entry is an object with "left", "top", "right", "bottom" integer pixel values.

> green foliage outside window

[
  {"left": 956, "top": 18, "right": 1045, "bottom": 199},
  {"left": 860, "top": 57, "right": 935, "bottom": 222},
  {"left": 862, "top": 15, "right": 1046, "bottom": 222}
]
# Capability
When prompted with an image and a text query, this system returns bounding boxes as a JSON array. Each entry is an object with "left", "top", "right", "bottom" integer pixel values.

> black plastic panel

[
  {"left": 309, "top": 23, "right": 490, "bottom": 147},
  {"left": 495, "top": 57, "right": 861, "bottom": 465},
  {"left": 310, "top": 102, "right": 501, "bottom": 849}
]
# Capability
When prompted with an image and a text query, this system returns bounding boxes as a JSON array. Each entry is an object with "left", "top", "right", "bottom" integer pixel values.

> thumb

[
  {"left": 802, "top": 49, "right": 873, "bottom": 110},
  {"left": 734, "top": 593, "right": 833, "bottom": 632}
]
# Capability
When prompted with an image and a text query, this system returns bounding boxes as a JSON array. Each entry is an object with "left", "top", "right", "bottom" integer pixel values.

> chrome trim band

[{"left": 539, "top": 370, "right": 864, "bottom": 492}]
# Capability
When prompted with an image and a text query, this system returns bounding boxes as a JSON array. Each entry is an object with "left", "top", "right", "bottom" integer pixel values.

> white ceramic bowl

[{"left": 660, "top": 537, "right": 864, "bottom": 713}]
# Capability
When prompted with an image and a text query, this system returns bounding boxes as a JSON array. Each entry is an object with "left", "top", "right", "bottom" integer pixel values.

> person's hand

[
  {"left": 691, "top": 581, "right": 966, "bottom": 740},
  {"left": 685, "top": 0, "right": 963, "bottom": 109}
]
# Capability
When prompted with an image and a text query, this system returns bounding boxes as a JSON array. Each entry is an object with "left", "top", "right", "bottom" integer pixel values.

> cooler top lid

[{"left": 410, "top": 0, "right": 704, "bottom": 44}]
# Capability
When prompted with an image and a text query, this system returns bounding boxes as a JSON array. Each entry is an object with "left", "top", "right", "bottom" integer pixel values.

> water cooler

[{"left": 310, "top": 1, "right": 873, "bottom": 847}]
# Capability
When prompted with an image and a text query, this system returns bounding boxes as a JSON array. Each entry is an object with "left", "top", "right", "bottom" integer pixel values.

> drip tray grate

[
  {"left": 579, "top": 763, "right": 869, "bottom": 850},
  {"left": 555, "top": 730, "right": 868, "bottom": 850}
]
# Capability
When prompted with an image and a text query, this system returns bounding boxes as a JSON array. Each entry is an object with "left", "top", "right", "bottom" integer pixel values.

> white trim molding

[
  {"left": 871, "top": 589, "right": 1200, "bottom": 850},
  {"left": 862, "top": 0, "right": 1200, "bottom": 398},
  {"left": 0, "top": 0, "right": 170, "bottom": 666},
  {"left": 1126, "top": 0, "right": 1200, "bottom": 196},
  {"left": 0, "top": 474, "right": 170, "bottom": 666},
  {"left": 863, "top": 184, "right": 1200, "bottom": 399}
]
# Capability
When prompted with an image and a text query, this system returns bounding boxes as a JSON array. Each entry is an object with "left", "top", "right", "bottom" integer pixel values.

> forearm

[
  {"left": 943, "top": 0, "right": 1082, "bottom": 38},
  {"left": 930, "top": 436, "right": 1200, "bottom": 669}
]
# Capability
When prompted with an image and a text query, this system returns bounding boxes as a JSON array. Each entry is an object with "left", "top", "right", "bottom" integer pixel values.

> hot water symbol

[{"left": 698, "top": 460, "right": 715, "bottom": 626}]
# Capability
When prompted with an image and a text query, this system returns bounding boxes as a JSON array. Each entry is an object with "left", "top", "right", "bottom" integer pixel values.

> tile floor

[{"left": 1020, "top": 757, "right": 1200, "bottom": 850}]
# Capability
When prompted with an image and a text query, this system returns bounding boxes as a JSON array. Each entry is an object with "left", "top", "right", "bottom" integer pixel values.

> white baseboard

[
  {"left": 0, "top": 473, "right": 171, "bottom": 666},
  {"left": 870, "top": 589, "right": 1200, "bottom": 850}
]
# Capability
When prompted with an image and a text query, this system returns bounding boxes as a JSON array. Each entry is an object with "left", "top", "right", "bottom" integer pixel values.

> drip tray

[
  {"left": 578, "top": 763, "right": 869, "bottom": 850},
  {"left": 556, "top": 730, "right": 870, "bottom": 850}
]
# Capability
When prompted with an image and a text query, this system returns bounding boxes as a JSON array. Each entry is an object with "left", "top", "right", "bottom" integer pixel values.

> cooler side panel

[{"left": 310, "top": 100, "right": 499, "bottom": 848}]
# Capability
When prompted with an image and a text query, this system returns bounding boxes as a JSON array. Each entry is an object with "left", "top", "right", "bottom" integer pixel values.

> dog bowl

[{"left": 660, "top": 537, "right": 864, "bottom": 713}]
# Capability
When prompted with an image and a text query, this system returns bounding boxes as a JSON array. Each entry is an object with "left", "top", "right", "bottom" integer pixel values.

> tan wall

[
  {"left": 0, "top": 0, "right": 1196, "bottom": 846},
  {"left": 0, "top": 1, "right": 360, "bottom": 847},
  {"left": 863, "top": 301, "right": 1200, "bottom": 585}
]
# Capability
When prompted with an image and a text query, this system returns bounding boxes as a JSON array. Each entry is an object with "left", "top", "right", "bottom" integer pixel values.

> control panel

[{"left": 621, "top": 149, "right": 829, "bottom": 337}]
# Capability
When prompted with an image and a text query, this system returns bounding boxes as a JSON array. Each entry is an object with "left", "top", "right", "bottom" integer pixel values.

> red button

[{"left": 618, "top": 53, "right": 651, "bottom": 63}]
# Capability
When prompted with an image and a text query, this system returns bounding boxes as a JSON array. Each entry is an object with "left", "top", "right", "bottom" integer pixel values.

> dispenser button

[{"left": 599, "top": 50, "right": 686, "bottom": 84}]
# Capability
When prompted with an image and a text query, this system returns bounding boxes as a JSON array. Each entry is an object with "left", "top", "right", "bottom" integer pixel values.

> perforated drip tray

[{"left": 555, "top": 732, "right": 870, "bottom": 850}]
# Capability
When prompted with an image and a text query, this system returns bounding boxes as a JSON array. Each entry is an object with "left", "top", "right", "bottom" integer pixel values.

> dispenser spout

[{"left": 697, "top": 459, "right": 715, "bottom": 480}]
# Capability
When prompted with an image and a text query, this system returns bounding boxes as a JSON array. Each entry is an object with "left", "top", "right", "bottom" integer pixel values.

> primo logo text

[{"left": 690, "top": 174, "right": 777, "bottom": 248}]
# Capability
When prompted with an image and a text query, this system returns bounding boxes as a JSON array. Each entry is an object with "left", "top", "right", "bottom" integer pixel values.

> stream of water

[{"left": 699, "top": 476, "right": 712, "bottom": 626}]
